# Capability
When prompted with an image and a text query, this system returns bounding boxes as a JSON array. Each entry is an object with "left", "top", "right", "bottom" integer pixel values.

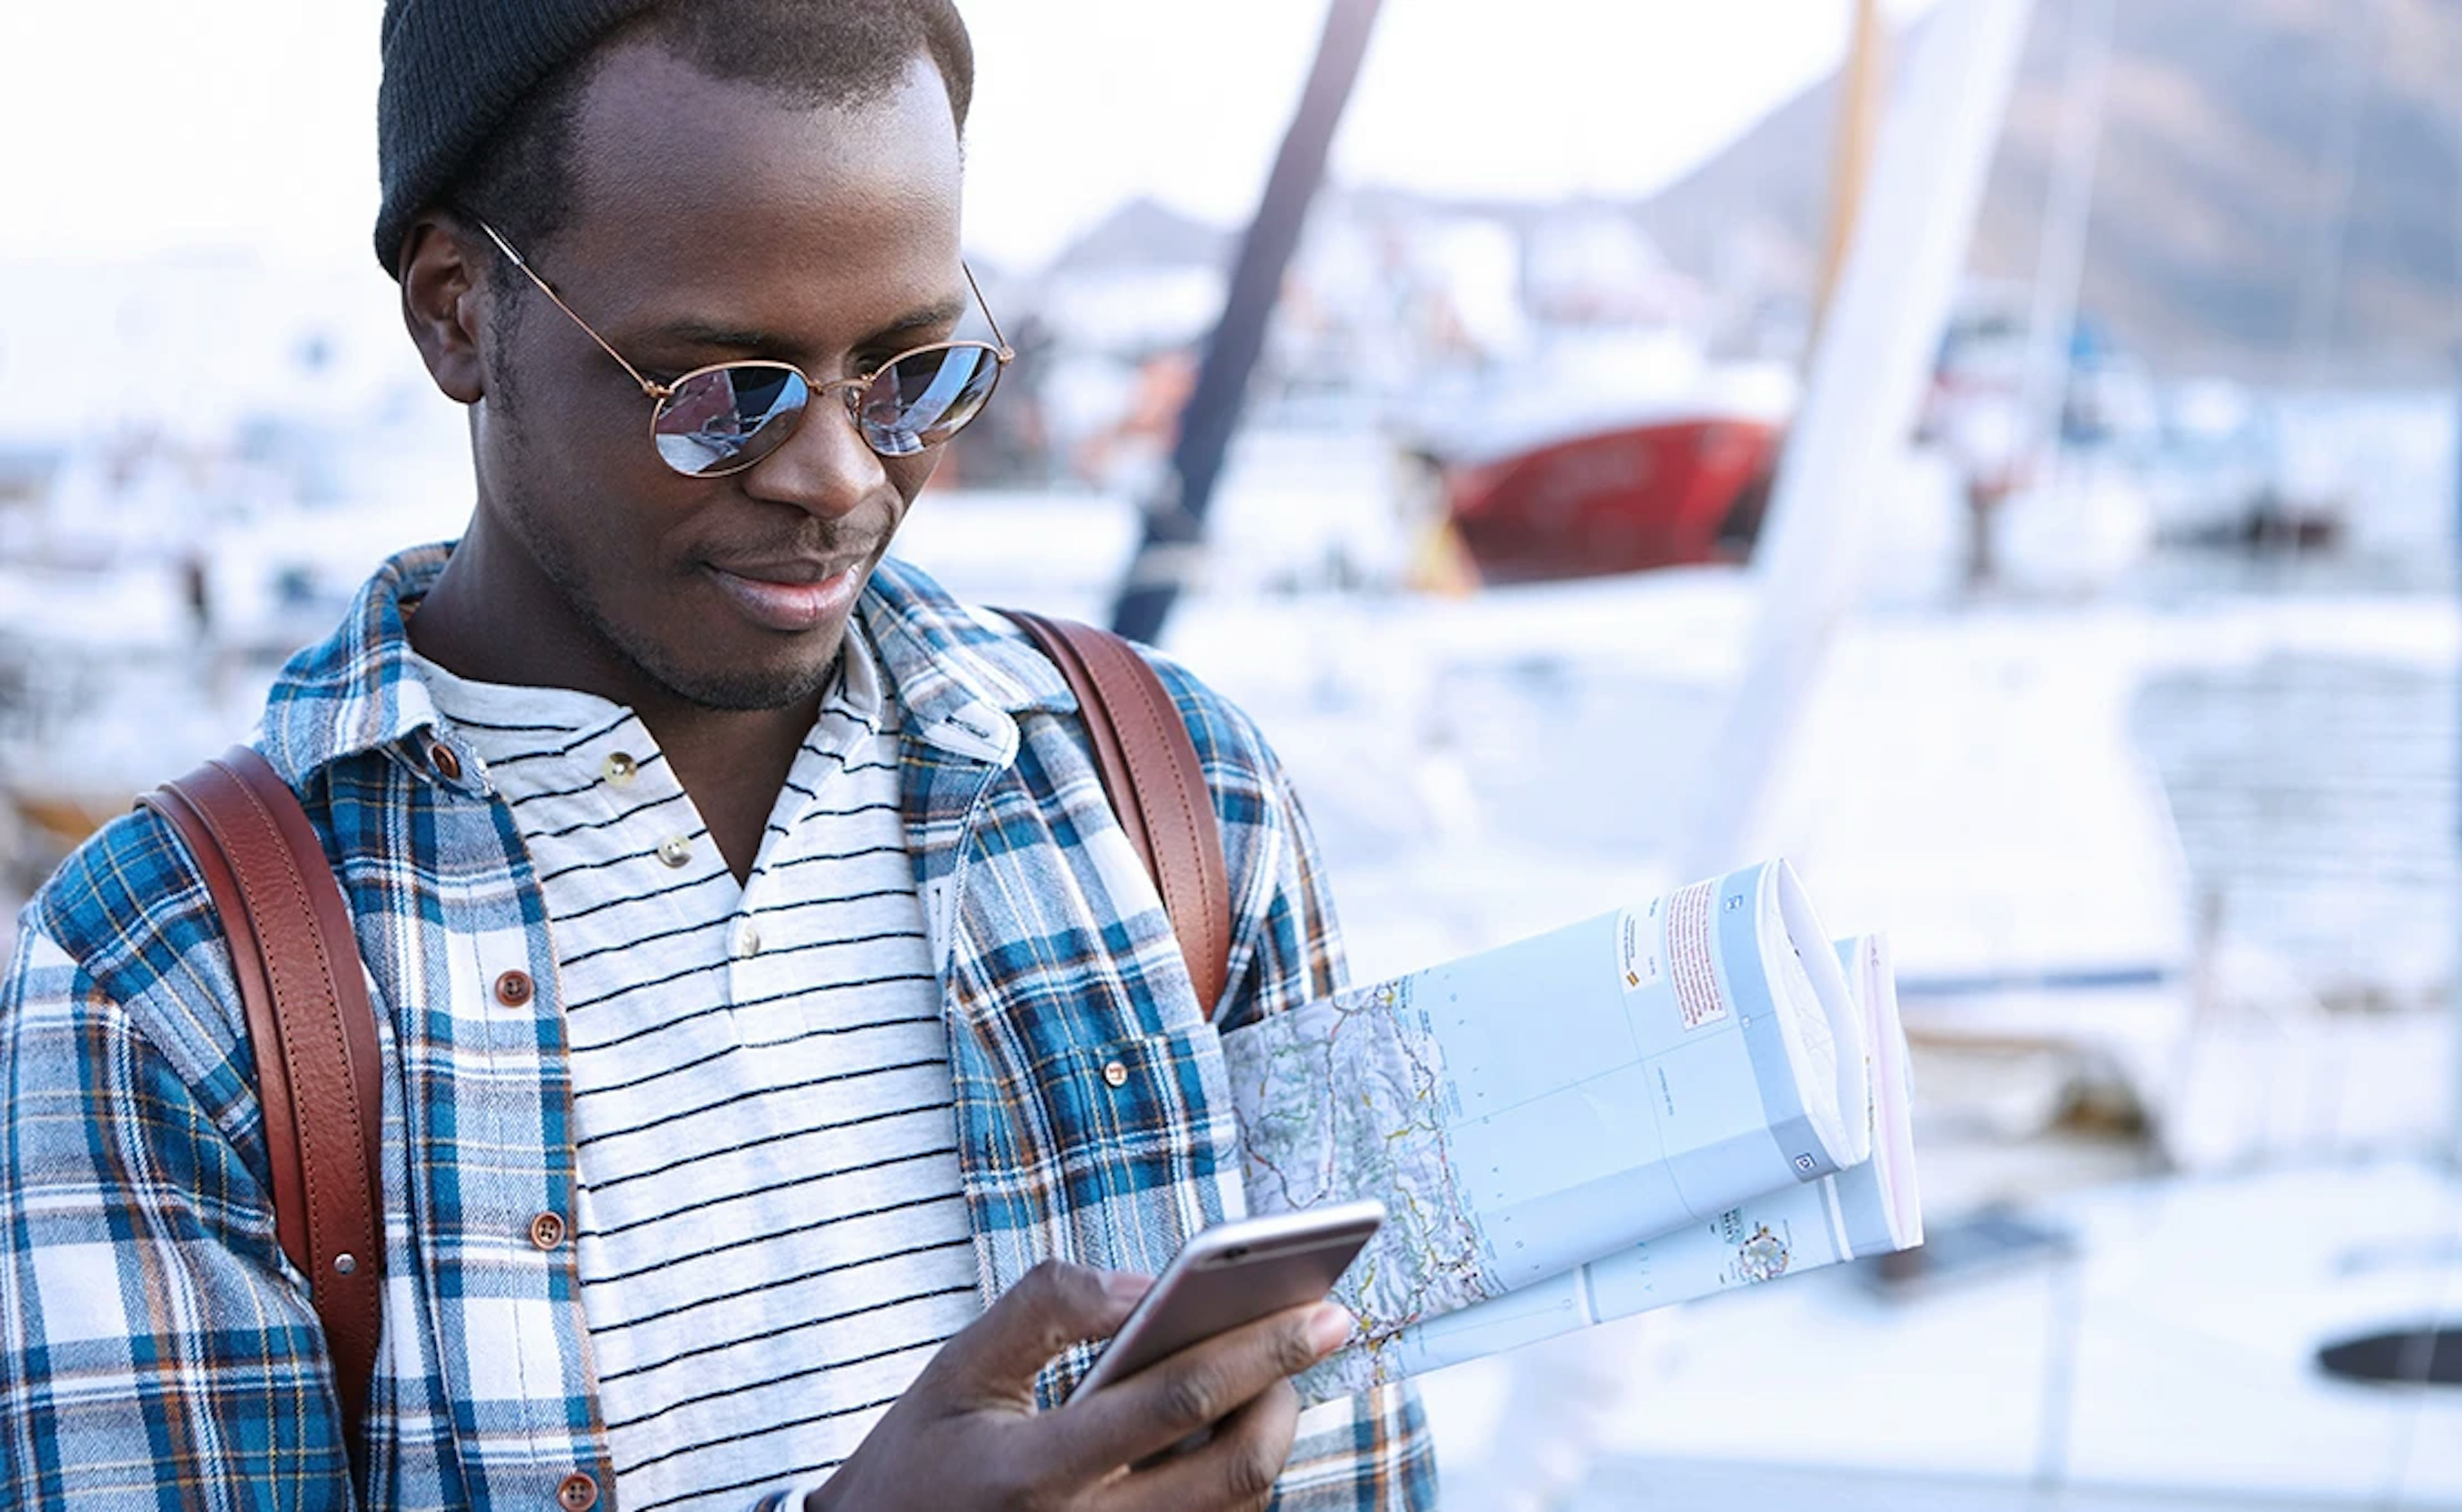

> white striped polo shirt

[{"left": 414, "top": 620, "right": 981, "bottom": 1512}]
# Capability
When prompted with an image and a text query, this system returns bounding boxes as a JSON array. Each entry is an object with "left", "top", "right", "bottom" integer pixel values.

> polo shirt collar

[{"left": 256, "top": 542, "right": 1082, "bottom": 786}]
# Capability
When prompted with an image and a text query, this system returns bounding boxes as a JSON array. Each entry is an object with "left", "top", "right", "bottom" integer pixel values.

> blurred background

[{"left": 4, "top": 0, "right": 2460, "bottom": 1506}]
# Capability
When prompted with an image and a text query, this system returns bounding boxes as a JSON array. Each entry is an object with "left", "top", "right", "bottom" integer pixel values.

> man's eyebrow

[
  {"left": 864, "top": 295, "right": 972, "bottom": 346},
  {"left": 637, "top": 319, "right": 785, "bottom": 356},
  {"left": 638, "top": 297, "right": 974, "bottom": 359}
]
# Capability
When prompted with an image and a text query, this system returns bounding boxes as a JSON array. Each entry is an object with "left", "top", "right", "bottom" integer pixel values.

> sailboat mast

[
  {"left": 1679, "top": 0, "right": 2037, "bottom": 880},
  {"left": 1109, "top": 0, "right": 1386, "bottom": 645},
  {"left": 2015, "top": 0, "right": 2115, "bottom": 474}
]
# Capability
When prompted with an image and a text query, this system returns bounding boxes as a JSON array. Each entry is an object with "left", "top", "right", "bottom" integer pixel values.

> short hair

[{"left": 449, "top": 0, "right": 973, "bottom": 263}]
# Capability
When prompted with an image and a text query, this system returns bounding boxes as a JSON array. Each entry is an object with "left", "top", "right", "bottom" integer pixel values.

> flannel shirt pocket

[{"left": 1034, "top": 1025, "right": 1242, "bottom": 1195}]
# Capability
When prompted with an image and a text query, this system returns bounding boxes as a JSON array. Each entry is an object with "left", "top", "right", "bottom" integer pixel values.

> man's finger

[
  {"left": 1094, "top": 1378, "right": 1303, "bottom": 1512},
  {"left": 1051, "top": 1299, "right": 1347, "bottom": 1474},
  {"left": 928, "top": 1261, "right": 1150, "bottom": 1400}
]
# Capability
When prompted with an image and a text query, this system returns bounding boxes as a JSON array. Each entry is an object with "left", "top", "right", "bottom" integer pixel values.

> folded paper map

[
  {"left": 1337, "top": 933, "right": 1920, "bottom": 1390},
  {"left": 1220, "top": 860, "right": 1922, "bottom": 1397}
]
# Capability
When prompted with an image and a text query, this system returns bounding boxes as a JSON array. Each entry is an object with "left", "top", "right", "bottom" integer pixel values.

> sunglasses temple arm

[
  {"left": 476, "top": 220, "right": 672, "bottom": 399},
  {"left": 963, "top": 262, "right": 1015, "bottom": 362}
]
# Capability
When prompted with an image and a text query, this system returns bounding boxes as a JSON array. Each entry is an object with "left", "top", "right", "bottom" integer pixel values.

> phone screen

[{"left": 1069, "top": 1200, "right": 1385, "bottom": 1400}]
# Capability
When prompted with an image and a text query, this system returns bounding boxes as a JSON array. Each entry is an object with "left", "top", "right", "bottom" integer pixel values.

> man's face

[{"left": 471, "top": 43, "right": 967, "bottom": 711}]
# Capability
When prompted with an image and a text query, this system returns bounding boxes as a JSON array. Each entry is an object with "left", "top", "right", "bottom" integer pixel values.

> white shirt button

[
  {"left": 602, "top": 751, "right": 639, "bottom": 786},
  {"left": 657, "top": 835, "right": 693, "bottom": 868},
  {"left": 733, "top": 918, "right": 762, "bottom": 958}
]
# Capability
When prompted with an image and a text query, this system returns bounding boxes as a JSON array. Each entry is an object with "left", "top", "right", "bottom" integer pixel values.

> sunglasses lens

[
  {"left": 857, "top": 345, "right": 1003, "bottom": 456},
  {"left": 653, "top": 365, "right": 809, "bottom": 476}
]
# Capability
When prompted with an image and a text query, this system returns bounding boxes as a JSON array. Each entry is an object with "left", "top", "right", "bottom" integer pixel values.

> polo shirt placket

[{"left": 419, "top": 627, "right": 980, "bottom": 1512}]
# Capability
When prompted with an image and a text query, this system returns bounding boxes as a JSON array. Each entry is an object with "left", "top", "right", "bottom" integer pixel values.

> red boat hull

[{"left": 1446, "top": 417, "right": 1780, "bottom": 583}]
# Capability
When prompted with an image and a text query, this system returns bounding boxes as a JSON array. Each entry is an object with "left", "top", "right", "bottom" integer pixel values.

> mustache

[{"left": 705, "top": 521, "right": 882, "bottom": 562}]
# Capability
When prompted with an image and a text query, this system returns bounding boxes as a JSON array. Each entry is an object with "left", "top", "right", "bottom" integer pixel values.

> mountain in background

[{"left": 1638, "top": 0, "right": 2462, "bottom": 383}]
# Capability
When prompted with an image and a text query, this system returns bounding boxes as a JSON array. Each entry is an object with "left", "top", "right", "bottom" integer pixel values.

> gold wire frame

[{"left": 474, "top": 219, "right": 1015, "bottom": 476}]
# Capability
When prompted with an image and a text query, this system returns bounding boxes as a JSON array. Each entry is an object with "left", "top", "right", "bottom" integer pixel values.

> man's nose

[{"left": 738, "top": 388, "right": 885, "bottom": 519}]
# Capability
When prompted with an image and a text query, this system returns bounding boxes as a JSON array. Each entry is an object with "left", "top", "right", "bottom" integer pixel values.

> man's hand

[{"left": 807, "top": 1259, "right": 1353, "bottom": 1511}]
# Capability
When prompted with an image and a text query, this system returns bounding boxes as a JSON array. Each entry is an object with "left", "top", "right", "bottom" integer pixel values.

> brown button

[
  {"left": 1101, "top": 1059, "right": 1130, "bottom": 1089},
  {"left": 528, "top": 1211, "right": 567, "bottom": 1250},
  {"left": 555, "top": 1472, "right": 599, "bottom": 1511},
  {"left": 428, "top": 743, "right": 463, "bottom": 782},
  {"left": 494, "top": 970, "right": 533, "bottom": 1007}
]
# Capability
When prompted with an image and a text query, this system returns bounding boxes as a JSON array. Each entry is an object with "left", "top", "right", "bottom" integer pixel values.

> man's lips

[{"left": 703, "top": 559, "right": 864, "bottom": 633}]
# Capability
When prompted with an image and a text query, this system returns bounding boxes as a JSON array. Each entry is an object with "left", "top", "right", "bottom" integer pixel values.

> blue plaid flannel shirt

[{"left": 0, "top": 545, "right": 1435, "bottom": 1510}]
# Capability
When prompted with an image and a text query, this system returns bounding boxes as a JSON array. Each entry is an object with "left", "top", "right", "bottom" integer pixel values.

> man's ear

[{"left": 399, "top": 215, "right": 490, "bottom": 406}]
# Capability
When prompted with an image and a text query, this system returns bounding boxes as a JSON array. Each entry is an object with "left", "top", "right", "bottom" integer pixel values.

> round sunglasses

[{"left": 476, "top": 220, "right": 1013, "bottom": 478}]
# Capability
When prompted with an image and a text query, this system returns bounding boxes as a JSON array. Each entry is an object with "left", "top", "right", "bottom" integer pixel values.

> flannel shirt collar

[
  {"left": 860, "top": 556, "right": 1077, "bottom": 763},
  {"left": 256, "top": 542, "right": 1080, "bottom": 787}
]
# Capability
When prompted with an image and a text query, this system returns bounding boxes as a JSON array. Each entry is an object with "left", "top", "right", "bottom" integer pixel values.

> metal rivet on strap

[{"left": 333, "top": 1253, "right": 358, "bottom": 1275}]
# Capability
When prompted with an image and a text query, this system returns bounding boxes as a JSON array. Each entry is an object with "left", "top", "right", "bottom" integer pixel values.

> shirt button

[
  {"left": 1102, "top": 1059, "right": 1130, "bottom": 1089},
  {"left": 657, "top": 835, "right": 694, "bottom": 868},
  {"left": 494, "top": 970, "right": 533, "bottom": 1007},
  {"left": 601, "top": 751, "right": 638, "bottom": 786},
  {"left": 428, "top": 742, "right": 463, "bottom": 783},
  {"left": 732, "top": 919, "right": 762, "bottom": 958},
  {"left": 528, "top": 1211, "right": 568, "bottom": 1250},
  {"left": 555, "top": 1472, "right": 599, "bottom": 1511}
]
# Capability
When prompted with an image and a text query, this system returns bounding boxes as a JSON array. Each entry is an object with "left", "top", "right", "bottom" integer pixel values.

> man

[{"left": 0, "top": 2, "right": 1435, "bottom": 1508}]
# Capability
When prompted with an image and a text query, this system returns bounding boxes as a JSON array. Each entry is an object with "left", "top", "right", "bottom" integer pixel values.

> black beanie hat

[{"left": 374, "top": 0, "right": 665, "bottom": 276}]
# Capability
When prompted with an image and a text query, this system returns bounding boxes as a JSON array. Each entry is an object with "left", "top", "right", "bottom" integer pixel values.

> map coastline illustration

[{"left": 1224, "top": 976, "right": 1502, "bottom": 1394}]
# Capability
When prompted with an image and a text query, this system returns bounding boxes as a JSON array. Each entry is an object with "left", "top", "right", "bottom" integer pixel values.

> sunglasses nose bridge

[
  {"left": 816, "top": 374, "right": 872, "bottom": 422},
  {"left": 750, "top": 374, "right": 894, "bottom": 490}
]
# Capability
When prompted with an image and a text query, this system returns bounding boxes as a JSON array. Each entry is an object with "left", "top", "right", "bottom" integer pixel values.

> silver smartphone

[{"left": 1068, "top": 1199, "right": 1386, "bottom": 1401}]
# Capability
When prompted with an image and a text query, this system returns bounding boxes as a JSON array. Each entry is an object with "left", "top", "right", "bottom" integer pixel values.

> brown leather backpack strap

[
  {"left": 1000, "top": 610, "right": 1234, "bottom": 1020},
  {"left": 140, "top": 745, "right": 385, "bottom": 1462}
]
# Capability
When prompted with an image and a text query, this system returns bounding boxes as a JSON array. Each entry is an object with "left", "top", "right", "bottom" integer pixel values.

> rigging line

[{"left": 2244, "top": 0, "right": 2384, "bottom": 1056}]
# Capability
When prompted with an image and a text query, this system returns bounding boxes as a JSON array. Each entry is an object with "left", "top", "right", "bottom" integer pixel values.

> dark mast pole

[{"left": 1109, "top": 0, "right": 1387, "bottom": 644}]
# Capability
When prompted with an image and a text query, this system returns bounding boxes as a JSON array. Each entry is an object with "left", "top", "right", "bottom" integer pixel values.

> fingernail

[
  {"left": 1102, "top": 1268, "right": 1153, "bottom": 1304},
  {"left": 1307, "top": 1303, "right": 1354, "bottom": 1356}
]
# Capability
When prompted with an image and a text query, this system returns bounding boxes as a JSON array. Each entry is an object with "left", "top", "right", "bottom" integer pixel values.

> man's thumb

[{"left": 939, "top": 1260, "right": 1150, "bottom": 1393}]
